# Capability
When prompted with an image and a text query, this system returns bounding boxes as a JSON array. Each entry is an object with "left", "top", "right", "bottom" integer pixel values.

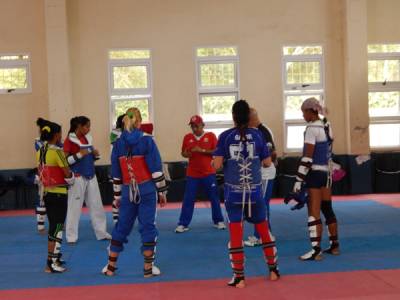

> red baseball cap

[{"left": 188, "top": 115, "right": 204, "bottom": 125}]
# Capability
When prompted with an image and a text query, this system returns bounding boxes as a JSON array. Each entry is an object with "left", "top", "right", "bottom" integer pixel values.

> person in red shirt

[{"left": 175, "top": 115, "right": 225, "bottom": 233}]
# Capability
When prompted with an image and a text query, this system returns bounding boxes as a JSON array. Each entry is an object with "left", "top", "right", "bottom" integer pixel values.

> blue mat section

[{"left": 1, "top": 200, "right": 400, "bottom": 290}]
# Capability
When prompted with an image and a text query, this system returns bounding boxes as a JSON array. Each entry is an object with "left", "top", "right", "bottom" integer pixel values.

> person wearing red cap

[{"left": 175, "top": 115, "right": 225, "bottom": 233}]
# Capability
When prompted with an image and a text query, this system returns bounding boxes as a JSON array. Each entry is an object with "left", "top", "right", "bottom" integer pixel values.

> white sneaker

[
  {"left": 244, "top": 236, "right": 262, "bottom": 247},
  {"left": 175, "top": 225, "right": 189, "bottom": 233},
  {"left": 214, "top": 222, "right": 226, "bottom": 230}
]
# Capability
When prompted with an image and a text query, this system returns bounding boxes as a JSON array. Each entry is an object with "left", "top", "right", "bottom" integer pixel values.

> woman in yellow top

[{"left": 37, "top": 121, "right": 74, "bottom": 273}]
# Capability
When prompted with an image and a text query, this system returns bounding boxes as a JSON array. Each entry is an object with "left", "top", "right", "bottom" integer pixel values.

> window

[
  {"left": 108, "top": 49, "right": 152, "bottom": 127},
  {"left": 0, "top": 54, "right": 31, "bottom": 94},
  {"left": 368, "top": 44, "right": 400, "bottom": 148},
  {"left": 282, "top": 45, "right": 324, "bottom": 151},
  {"left": 196, "top": 46, "right": 239, "bottom": 129}
]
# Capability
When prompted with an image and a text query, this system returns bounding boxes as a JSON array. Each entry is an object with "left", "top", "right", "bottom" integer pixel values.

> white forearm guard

[
  {"left": 67, "top": 153, "right": 83, "bottom": 165},
  {"left": 152, "top": 171, "right": 168, "bottom": 194},
  {"left": 296, "top": 157, "right": 313, "bottom": 182}
]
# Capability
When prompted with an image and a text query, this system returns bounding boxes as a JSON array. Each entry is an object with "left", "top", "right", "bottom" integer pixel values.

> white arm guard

[
  {"left": 64, "top": 173, "right": 75, "bottom": 186},
  {"left": 67, "top": 153, "right": 83, "bottom": 165},
  {"left": 296, "top": 157, "right": 313, "bottom": 182},
  {"left": 113, "top": 178, "right": 122, "bottom": 201}
]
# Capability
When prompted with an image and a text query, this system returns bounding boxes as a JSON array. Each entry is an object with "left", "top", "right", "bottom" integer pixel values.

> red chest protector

[
  {"left": 119, "top": 155, "right": 152, "bottom": 185},
  {"left": 38, "top": 165, "right": 67, "bottom": 187},
  {"left": 140, "top": 123, "right": 153, "bottom": 135}
]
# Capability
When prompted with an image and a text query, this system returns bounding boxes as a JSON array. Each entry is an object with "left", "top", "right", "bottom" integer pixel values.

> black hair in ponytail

[
  {"left": 69, "top": 117, "right": 79, "bottom": 133},
  {"left": 36, "top": 117, "right": 51, "bottom": 129},
  {"left": 232, "top": 99, "right": 250, "bottom": 141},
  {"left": 68, "top": 116, "right": 90, "bottom": 133},
  {"left": 40, "top": 122, "right": 61, "bottom": 142}
]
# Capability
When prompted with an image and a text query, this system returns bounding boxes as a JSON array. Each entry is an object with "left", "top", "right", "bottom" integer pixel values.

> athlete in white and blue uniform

[
  {"left": 102, "top": 108, "right": 167, "bottom": 278},
  {"left": 213, "top": 100, "right": 279, "bottom": 288},
  {"left": 34, "top": 137, "right": 46, "bottom": 232},
  {"left": 109, "top": 114, "right": 126, "bottom": 224},
  {"left": 292, "top": 97, "right": 340, "bottom": 261},
  {"left": 245, "top": 108, "right": 277, "bottom": 247},
  {"left": 64, "top": 116, "right": 110, "bottom": 243}
]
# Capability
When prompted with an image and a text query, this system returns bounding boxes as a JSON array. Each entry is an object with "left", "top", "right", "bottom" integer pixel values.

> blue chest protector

[
  {"left": 221, "top": 129, "right": 266, "bottom": 205},
  {"left": 35, "top": 139, "right": 44, "bottom": 152},
  {"left": 68, "top": 134, "right": 95, "bottom": 178},
  {"left": 304, "top": 123, "right": 333, "bottom": 166}
]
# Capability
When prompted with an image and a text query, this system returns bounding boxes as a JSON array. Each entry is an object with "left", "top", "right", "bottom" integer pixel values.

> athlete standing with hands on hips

[
  {"left": 175, "top": 115, "right": 225, "bottom": 233},
  {"left": 293, "top": 97, "right": 340, "bottom": 261},
  {"left": 213, "top": 100, "right": 279, "bottom": 288},
  {"left": 102, "top": 107, "right": 168, "bottom": 278}
]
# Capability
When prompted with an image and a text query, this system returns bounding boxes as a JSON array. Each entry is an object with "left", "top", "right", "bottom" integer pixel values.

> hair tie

[
  {"left": 42, "top": 126, "right": 51, "bottom": 133},
  {"left": 127, "top": 111, "right": 134, "bottom": 119}
]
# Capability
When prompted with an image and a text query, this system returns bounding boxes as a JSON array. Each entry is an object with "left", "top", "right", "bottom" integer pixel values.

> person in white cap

[{"left": 291, "top": 97, "right": 340, "bottom": 261}]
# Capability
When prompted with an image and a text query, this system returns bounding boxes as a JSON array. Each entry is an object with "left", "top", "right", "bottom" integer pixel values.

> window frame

[
  {"left": 0, "top": 53, "right": 32, "bottom": 94},
  {"left": 368, "top": 44, "right": 400, "bottom": 150},
  {"left": 108, "top": 48, "right": 153, "bottom": 129},
  {"left": 281, "top": 45, "right": 325, "bottom": 153},
  {"left": 195, "top": 46, "right": 240, "bottom": 128},
  {"left": 282, "top": 55, "right": 324, "bottom": 92}
]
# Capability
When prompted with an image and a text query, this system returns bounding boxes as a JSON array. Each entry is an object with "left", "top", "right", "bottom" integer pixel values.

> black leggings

[{"left": 44, "top": 193, "right": 68, "bottom": 240}]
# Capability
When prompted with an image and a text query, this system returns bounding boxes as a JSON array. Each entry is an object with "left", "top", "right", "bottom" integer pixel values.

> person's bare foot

[
  {"left": 227, "top": 276, "right": 246, "bottom": 288},
  {"left": 269, "top": 270, "right": 280, "bottom": 281},
  {"left": 235, "top": 280, "right": 246, "bottom": 288},
  {"left": 323, "top": 244, "right": 340, "bottom": 255}
]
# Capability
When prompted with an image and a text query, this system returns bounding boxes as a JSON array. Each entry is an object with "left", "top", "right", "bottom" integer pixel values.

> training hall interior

[{"left": 1, "top": 0, "right": 400, "bottom": 299}]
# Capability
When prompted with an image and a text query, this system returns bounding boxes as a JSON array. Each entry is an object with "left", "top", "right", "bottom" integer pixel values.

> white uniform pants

[{"left": 66, "top": 176, "right": 108, "bottom": 242}]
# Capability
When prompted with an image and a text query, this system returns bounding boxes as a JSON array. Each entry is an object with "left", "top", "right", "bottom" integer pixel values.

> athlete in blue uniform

[
  {"left": 292, "top": 97, "right": 340, "bottom": 261},
  {"left": 213, "top": 100, "right": 279, "bottom": 288},
  {"left": 102, "top": 107, "right": 168, "bottom": 278}
]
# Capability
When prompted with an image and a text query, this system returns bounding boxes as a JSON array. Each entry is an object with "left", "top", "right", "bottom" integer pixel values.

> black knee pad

[{"left": 321, "top": 201, "right": 336, "bottom": 224}]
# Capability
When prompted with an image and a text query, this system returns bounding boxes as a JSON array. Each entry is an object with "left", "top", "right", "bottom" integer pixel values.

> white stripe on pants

[{"left": 66, "top": 176, "right": 108, "bottom": 242}]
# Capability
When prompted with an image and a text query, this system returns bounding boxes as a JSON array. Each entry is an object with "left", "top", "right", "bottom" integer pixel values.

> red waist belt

[
  {"left": 119, "top": 155, "right": 152, "bottom": 185},
  {"left": 38, "top": 166, "right": 67, "bottom": 187}
]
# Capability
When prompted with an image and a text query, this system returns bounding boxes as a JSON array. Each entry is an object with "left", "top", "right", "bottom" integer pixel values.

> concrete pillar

[
  {"left": 44, "top": 0, "right": 73, "bottom": 133},
  {"left": 343, "top": 0, "right": 370, "bottom": 154}
]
